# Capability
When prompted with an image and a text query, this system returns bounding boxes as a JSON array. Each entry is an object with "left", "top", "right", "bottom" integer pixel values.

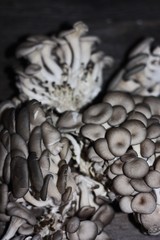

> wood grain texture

[{"left": 0, "top": 1, "right": 160, "bottom": 239}]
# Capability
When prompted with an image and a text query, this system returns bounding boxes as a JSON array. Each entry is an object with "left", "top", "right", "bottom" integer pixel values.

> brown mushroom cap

[
  {"left": 80, "top": 124, "right": 106, "bottom": 141},
  {"left": 123, "top": 157, "right": 149, "bottom": 179},
  {"left": 140, "top": 138, "right": 155, "bottom": 158},
  {"left": 106, "top": 127, "right": 131, "bottom": 157},
  {"left": 82, "top": 103, "right": 112, "bottom": 124},
  {"left": 94, "top": 138, "right": 115, "bottom": 161},
  {"left": 122, "top": 119, "right": 146, "bottom": 145},
  {"left": 145, "top": 170, "right": 160, "bottom": 188},
  {"left": 103, "top": 91, "right": 135, "bottom": 113},
  {"left": 107, "top": 105, "right": 127, "bottom": 126},
  {"left": 131, "top": 192, "right": 156, "bottom": 214},
  {"left": 112, "top": 175, "right": 134, "bottom": 195}
]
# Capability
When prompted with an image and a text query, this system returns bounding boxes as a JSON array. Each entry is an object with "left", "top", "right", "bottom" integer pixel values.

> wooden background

[{"left": 0, "top": 0, "right": 160, "bottom": 239}]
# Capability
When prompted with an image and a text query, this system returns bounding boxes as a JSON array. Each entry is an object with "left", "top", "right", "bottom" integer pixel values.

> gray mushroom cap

[
  {"left": 103, "top": 91, "right": 135, "bottom": 113},
  {"left": 137, "top": 204, "right": 160, "bottom": 235},
  {"left": 11, "top": 156, "right": 29, "bottom": 198},
  {"left": 112, "top": 175, "right": 134, "bottom": 195},
  {"left": 122, "top": 119, "right": 146, "bottom": 145},
  {"left": 145, "top": 170, "right": 160, "bottom": 188},
  {"left": 82, "top": 102, "right": 112, "bottom": 124},
  {"left": 56, "top": 111, "right": 83, "bottom": 132},
  {"left": 80, "top": 124, "right": 106, "bottom": 141},
  {"left": 94, "top": 138, "right": 115, "bottom": 161},
  {"left": 123, "top": 157, "right": 149, "bottom": 179},
  {"left": 108, "top": 105, "right": 127, "bottom": 126},
  {"left": 105, "top": 127, "right": 131, "bottom": 157},
  {"left": 66, "top": 216, "right": 80, "bottom": 233},
  {"left": 78, "top": 220, "right": 98, "bottom": 240},
  {"left": 131, "top": 192, "right": 156, "bottom": 214}
]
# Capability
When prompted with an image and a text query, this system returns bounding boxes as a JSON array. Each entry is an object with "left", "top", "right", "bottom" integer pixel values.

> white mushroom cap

[
  {"left": 131, "top": 192, "right": 156, "bottom": 214},
  {"left": 122, "top": 119, "right": 146, "bottom": 145},
  {"left": 119, "top": 196, "right": 133, "bottom": 213},
  {"left": 105, "top": 127, "right": 131, "bottom": 157},
  {"left": 82, "top": 103, "right": 112, "bottom": 124},
  {"left": 123, "top": 157, "right": 149, "bottom": 179}
]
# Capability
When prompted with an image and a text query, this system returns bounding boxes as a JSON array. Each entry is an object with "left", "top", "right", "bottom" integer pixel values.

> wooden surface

[{"left": 0, "top": 1, "right": 160, "bottom": 239}]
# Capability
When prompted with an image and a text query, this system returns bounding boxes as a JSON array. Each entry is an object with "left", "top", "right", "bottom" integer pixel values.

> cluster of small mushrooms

[{"left": 0, "top": 21, "right": 160, "bottom": 239}]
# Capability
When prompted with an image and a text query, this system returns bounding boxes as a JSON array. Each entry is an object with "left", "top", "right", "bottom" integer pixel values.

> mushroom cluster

[
  {"left": 15, "top": 21, "right": 113, "bottom": 113},
  {"left": 1, "top": 21, "right": 160, "bottom": 238},
  {"left": 109, "top": 38, "right": 160, "bottom": 96},
  {"left": 0, "top": 100, "right": 114, "bottom": 239},
  {"left": 79, "top": 91, "right": 160, "bottom": 235}
]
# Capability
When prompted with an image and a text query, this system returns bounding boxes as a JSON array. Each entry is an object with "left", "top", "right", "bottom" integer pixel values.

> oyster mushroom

[
  {"left": 105, "top": 127, "right": 131, "bottom": 157},
  {"left": 1, "top": 216, "right": 26, "bottom": 240},
  {"left": 137, "top": 204, "right": 160, "bottom": 235},
  {"left": 11, "top": 156, "right": 29, "bottom": 198},
  {"left": 15, "top": 22, "right": 112, "bottom": 113},
  {"left": 131, "top": 192, "right": 156, "bottom": 214}
]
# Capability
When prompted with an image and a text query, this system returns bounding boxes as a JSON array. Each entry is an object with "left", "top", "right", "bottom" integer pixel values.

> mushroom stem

[
  {"left": 60, "top": 21, "right": 88, "bottom": 72},
  {"left": 1, "top": 216, "right": 26, "bottom": 240},
  {"left": 24, "top": 191, "right": 53, "bottom": 207},
  {"left": 63, "top": 133, "right": 82, "bottom": 165},
  {"left": 78, "top": 180, "right": 90, "bottom": 208},
  {"left": 41, "top": 42, "right": 62, "bottom": 81}
]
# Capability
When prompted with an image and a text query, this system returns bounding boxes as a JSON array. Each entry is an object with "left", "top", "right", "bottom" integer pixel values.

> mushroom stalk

[{"left": 1, "top": 216, "right": 26, "bottom": 240}]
